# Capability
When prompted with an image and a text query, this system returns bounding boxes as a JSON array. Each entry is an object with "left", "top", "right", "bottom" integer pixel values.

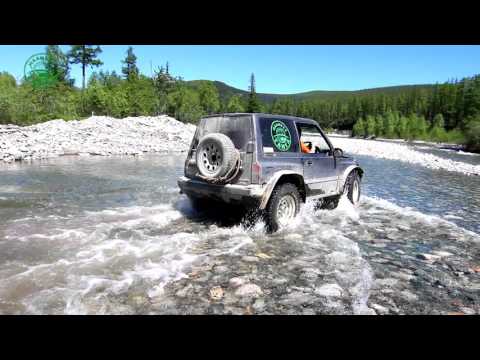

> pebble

[
  {"left": 209, "top": 286, "right": 224, "bottom": 300},
  {"left": 241, "top": 256, "right": 259, "bottom": 263},
  {"left": 314, "top": 283, "right": 343, "bottom": 298},
  {"left": 460, "top": 307, "right": 476, "bottom": 315},
  {"left": 416, "top": 253, "right": 441, "bottom": 261},
  {"left": 432, "top": 251, "right": 453, "bottom": 258},
  {"left": 228, "top": 277, "right": 247, "bottom": 288},
  {"left": 400, "top": 290, "right": 418, "bottom": 302},
  {"left": 252, "top": 299, "right": 266, "bottom": 312},
  {"left": 370, "top": 303, "right": 389, "bottom": 315},
  {"left": 234, "top": 283, "right": 263, "bottom": 298}
]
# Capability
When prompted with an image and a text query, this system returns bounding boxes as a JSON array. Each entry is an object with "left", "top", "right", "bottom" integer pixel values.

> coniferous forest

[{"left": 1, "top": 45, "right": 479, "bottom": 152}]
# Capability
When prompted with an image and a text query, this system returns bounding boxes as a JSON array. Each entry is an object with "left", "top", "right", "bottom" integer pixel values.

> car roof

[{"left": 202, "top": 113, "right": 319, "bottom": 125}]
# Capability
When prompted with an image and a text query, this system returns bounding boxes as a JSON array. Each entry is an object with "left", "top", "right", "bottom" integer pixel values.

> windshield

[{"left": 195, "top": 115, "right": 253, "bottom": 151}]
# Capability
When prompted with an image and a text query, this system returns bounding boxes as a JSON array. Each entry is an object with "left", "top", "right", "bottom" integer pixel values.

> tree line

[{"left": 0, "top": 45, "right": 479, "bottom": 151}]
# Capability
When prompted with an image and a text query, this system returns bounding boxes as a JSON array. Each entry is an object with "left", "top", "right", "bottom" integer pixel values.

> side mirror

[
  {"left": 246, "top": 141, "right": 255, "bottom": 154},
  {"left": 333, "top": 148, "right": 344, "bottom": 157}
]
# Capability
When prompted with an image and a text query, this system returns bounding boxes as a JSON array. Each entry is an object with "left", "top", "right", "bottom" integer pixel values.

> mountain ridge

[{"left": 186, "top": 80, "right": 435, "bottom": 103}]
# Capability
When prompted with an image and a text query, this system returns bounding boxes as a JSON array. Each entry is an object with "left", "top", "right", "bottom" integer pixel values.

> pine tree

[
  {"left": 383, "top": 112, "right": 395, "bottom": 138},
  {"left": 45, "top": 45, "right": 71, "bottom": 85},
  {"left": 67, "top": 45, "right": 103, "bottom": 90},
  {"left": 397, "top": 116, "right": 408, "bottom": 139},
  {"left": 352, "top": 118, "right": 366, "bottom": 137},
  {"left": 246, "top": 73, "right": 262, "bottom": 113},
  {"left": 365, "top": 115, "right": 376, "bottom": 136},
  {"left": 121, "top": 46, "right": 139, "bottom": 81},
  {"left": 374, "top": 115, "right": 384, "bottom": 137},
  {"left": 198, "top": 82, "right": 220, "bottom": 114},
  {"left": 226, "top": 95, "right": 245, "bottom": 113},
  {"left": 433, "top": 113, "right": 445, "bottom": 128}
]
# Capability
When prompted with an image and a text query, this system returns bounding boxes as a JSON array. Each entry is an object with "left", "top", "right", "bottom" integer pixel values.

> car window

[
  {"left": 297, "top": 123, "right": 331, "bottom": 154},
  {"left": 196, "top": 115, "right": 252, "bottom": 151},
  {"left": 259, "top": 118, "right": 299, "bottom": 153}
]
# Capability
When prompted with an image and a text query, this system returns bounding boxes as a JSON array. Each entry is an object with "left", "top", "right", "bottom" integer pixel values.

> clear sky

[{"left": 1, "top": 45, "right": 479, "bottom": 93}]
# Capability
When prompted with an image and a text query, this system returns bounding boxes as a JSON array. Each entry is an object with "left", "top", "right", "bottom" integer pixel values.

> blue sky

[{"left": 1, "top": 45, "right": 479, "bottom": 93}]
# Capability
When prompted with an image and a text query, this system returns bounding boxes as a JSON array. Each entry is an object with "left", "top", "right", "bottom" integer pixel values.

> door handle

[{"left": 305, "top": 160, "right": 313, "bottom": 166}]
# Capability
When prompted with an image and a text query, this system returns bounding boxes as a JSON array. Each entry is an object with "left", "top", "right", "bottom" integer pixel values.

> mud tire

[{"left": 264, "top": 183, "right": 301, "bottom": 233}]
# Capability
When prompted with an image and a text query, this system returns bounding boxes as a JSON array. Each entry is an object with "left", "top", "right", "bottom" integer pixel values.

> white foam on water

[
  {"left": 0, "top": 185, "right": 23, "bottom": 193},
  {"left": 2, "top": 189, "right": 479, "bottom": 314},
  {"left": 0, "top": 201, "right": 204, "bottom": 314},
  {"left": 362, "top": 196, "right": 480, "bottom": 240}
]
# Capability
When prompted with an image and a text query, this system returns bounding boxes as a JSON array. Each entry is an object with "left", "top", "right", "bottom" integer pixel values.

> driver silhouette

[{"left": 298, "top": 127, "right": 312, "bottom": 153}]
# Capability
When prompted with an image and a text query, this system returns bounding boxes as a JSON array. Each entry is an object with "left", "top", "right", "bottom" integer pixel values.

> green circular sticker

[
  {"left": 24, "top": 53, "right": 57, "bottom": 89},
  {"left": 271, "top": 120, "right": 292, "bottom": 152}
]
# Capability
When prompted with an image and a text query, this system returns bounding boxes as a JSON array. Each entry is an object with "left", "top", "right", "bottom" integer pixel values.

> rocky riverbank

[
  {"left": 330, "top": 136, "right": 480, "bottom": 176},
  {"left": 0, "top": 116, "right": 196, "bottom": 163}
]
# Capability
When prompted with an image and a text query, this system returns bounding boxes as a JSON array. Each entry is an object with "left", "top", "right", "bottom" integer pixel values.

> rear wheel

[{"left": 264, "top": 183, "right": 301, "bottom": 232}]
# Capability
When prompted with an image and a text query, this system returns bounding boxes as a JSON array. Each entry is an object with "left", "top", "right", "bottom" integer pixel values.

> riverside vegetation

[{"left": 0, "top": 45, "right": 480, "bottom": 152}]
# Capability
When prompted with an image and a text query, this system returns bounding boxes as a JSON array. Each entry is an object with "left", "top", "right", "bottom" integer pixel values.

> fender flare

[
  {"left": 338, "top": 165, "right": 363, "bottom": 192},
  {"left": 259, "top": 170, "right": 305, "bottom": 210}
]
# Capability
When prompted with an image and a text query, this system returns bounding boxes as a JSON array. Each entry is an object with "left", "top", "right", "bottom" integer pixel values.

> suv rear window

[
  {"left": 259, "top": 117, "right": 299, "bottom": 153},
  {"left": 196, "top": 115, "right": 253, "bottom": 151}
]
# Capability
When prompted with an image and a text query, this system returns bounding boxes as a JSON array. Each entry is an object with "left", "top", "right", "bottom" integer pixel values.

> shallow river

[{"left": 0, "top": 148, "right": 479, "bottom": 314}]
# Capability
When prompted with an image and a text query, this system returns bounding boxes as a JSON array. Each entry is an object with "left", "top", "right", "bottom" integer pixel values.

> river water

[{"left": 0, "top": 146, "right": 479, "bottom": 314}]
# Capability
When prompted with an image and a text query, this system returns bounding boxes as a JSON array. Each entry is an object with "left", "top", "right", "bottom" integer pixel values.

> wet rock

[
  {"left": 241, "top": 256, "right": 259, "bottom": 263},
  {"left": 416, "top": 253, "right": 441, "bottom": 261},
  {"left": 372, "top": 278, "right": 399, "bottom": 290},
  {"left": 460, "top": 307, "right": 476, "bottom": 315},
  {"left": 229, "top": 277, "right": 247, "bottom": 288},
  {"left": 175, "top": 284, "right": 194, "bottom": 298},
  {"left": 234, "top": 283, "right": 263, "bottom": 298},
  {"left": 271, "top": 277, "right": 289, "bottom": 286},
  {"left": 314, "top": 283, "right": 343, "bottom": 298},
  {"left": 399, "top": 290, "right": 418, "bottom": 302},
  {"left": 252, "top": 299, "right": 266, "bottom": 312},
  {"left": 370, "top": 303, "right": 389, "bottom": 315},
  {"left": 444, "top": 259, "right": 473, "bottom": 274},
  {"left": 432, "top": 251, "right": 453, "bottom": 258},
  {"left": 213, "top": 265, "right": 229, "bottom": 274},
  {"left": 255, "top": 252, "right": 272, "bottom": 260},
  {"left": 391, "top": 271, "right": 415, "bottom": 282},
  {"left": 280, "top": 291, "right": 316, "bottom": 306},
  {"left": 244, "top": 305, "right": 254, "bottom": 315},
  {"left": 209, "top": 286, "right": 224, "bottom": 301}
]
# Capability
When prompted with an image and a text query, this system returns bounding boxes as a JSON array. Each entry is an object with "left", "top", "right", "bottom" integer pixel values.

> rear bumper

[{"left": 177, "top": 176, "right": 264, "bottom": 205}]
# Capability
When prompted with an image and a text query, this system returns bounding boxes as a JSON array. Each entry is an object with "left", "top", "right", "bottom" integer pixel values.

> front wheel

[
  {"left": 264, "top": 183, "right": 301, "bottom": 233},
  {"left": 343, "top": 171, "right": 361, "bottom": 206}
]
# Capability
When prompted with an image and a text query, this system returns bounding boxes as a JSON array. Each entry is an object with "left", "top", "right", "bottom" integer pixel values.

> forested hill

[
  {"left": 186, "top": 80, "right": 434, "bottom": 103},
  {"left": 1, "top": 45, "right": 479, "bottom": 152}
]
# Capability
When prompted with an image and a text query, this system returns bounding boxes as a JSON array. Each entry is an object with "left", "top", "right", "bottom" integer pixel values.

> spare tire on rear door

[{"left": 196, "top": 133, "right": 239, "bottom": 182}]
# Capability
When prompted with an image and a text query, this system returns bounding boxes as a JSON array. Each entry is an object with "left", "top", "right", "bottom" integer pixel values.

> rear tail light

[{"left": 252, "top": 161, "right": 262, "bottom": 184}]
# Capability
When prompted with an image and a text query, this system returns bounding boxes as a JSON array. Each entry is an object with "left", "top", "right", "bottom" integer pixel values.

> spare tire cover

[{"left": 196, "top": 133, "right": 237, "bottom": 179}]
